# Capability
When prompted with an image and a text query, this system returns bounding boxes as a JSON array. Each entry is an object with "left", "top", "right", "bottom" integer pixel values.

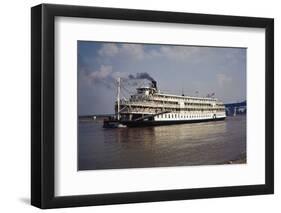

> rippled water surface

[{"left": 78, "top": 115, "right": 246, "bottom": 170}]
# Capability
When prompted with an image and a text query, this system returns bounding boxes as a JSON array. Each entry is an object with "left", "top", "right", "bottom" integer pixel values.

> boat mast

[{"left": 117, "top": 77, "right": 121, "bottom": 120}]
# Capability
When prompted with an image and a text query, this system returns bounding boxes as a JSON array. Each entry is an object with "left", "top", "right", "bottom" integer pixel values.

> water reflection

[{"left": 78, "top": 115, "right": 246, "bottom": 170}]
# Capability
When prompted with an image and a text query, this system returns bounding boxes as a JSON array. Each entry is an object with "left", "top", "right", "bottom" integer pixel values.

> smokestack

[{"left": 151, "top": 80, "right": 157, "bottom": 89}]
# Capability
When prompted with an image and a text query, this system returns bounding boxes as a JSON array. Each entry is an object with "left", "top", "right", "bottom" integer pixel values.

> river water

[{"left": 78, "top": 115, "right": 246, "bottom": 170}]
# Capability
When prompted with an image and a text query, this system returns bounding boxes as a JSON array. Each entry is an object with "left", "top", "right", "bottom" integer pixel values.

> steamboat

[{"left": 104, "top": 78, "right": 226, "bottom": 128}]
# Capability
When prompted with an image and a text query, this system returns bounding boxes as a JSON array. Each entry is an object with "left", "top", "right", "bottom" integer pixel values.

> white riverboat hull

[{"left": 121, "top": 116, "right": 225, "bottom": 127}]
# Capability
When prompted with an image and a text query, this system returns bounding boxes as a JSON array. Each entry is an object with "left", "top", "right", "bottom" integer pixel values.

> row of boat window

[
  {"left": 124, "top": 102, "right": 225, "bottom": 110},
  {"left": 144, "top": 99, "right": 221, "bottom": 106},
  {"left": 126, "top": 104, "right": 225, "bottom": 111},
  {"left": 150, "top": 99, "right": 215, "bottom": 106},
  {"left": 156, "top": 114, "right": 215, "bottom": 119},
  {"left": 154, "top": 95, "right": 215, "bottom": 102}
]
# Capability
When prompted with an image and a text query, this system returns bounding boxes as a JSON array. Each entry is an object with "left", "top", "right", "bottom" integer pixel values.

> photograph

[
  {"left": 78, "top": 41, "right": 247, "bottom": 170},
  {"left": 30, "top": 3, "right": 274, "bottom": 209}
]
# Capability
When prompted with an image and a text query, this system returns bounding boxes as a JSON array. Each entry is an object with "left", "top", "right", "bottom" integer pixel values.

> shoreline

[{"left": 225, "top": 153, "right": 247, "bottom": 164}]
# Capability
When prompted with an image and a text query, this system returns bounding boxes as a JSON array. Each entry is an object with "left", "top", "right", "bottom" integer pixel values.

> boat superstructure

[{"left": 104, "top": 78, "right": 226, "bottom": 127}]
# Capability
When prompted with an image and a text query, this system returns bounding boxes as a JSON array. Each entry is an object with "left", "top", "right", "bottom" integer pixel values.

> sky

[{"left": 78, "top": 41, "right": 246, "bottom": 115}]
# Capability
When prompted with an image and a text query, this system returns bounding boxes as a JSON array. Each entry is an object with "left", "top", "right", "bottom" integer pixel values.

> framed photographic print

[{"left": 31, "top": 4, "right": 274, "bottom": 209}]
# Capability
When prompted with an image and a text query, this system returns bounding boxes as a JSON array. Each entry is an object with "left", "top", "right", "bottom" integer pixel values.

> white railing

[{"left": 120, "top": 101, "right": 225, "bottom": 110}]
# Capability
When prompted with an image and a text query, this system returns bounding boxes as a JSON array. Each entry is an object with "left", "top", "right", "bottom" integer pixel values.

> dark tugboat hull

[{"left": 103, "top": 120, "right": 126, "bottom": 128}]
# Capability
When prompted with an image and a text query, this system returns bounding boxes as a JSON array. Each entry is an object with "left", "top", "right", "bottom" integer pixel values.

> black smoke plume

[{"left": 128, "top": 72, "right": 155, "bottom": 82}]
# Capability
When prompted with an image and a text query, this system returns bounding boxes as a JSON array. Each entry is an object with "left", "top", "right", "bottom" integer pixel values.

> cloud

[
  {"left": 98, "top": 43, "right": 144, "bottom": 60},
  {"left": 89, "top": 65, "right": 112, "bottom": 81},
  {"left": 98, "top": 43, "right": 119, "bottom": 57},
  {"left": 97, "top": 43, "right": 202, "bottom": 63},
  {"left": 154, "top": 46, "right": 200, "bottom": 61},
  {"left": 85, "top": 65, "right": 117, "bottom": 88},
  {"left": 120, "top": 44, "right": 144, "bottom": 60},
  {"left": 217, "top": 73, "right": 232, "bottom": 88}
]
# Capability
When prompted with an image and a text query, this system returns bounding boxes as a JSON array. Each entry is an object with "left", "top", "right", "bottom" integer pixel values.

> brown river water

[{"left": 78, "top": 115, "right": 246, "bottom": 170}]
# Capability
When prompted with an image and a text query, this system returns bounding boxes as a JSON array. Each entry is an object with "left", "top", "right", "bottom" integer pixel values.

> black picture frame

[{"left": 31, "top": 3, "right": 274, "bottom": 209}]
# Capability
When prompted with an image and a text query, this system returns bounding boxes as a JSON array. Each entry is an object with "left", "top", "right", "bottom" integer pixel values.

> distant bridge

[{"left": 225, "top": 101, "right": 246, "bottom": 116}]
